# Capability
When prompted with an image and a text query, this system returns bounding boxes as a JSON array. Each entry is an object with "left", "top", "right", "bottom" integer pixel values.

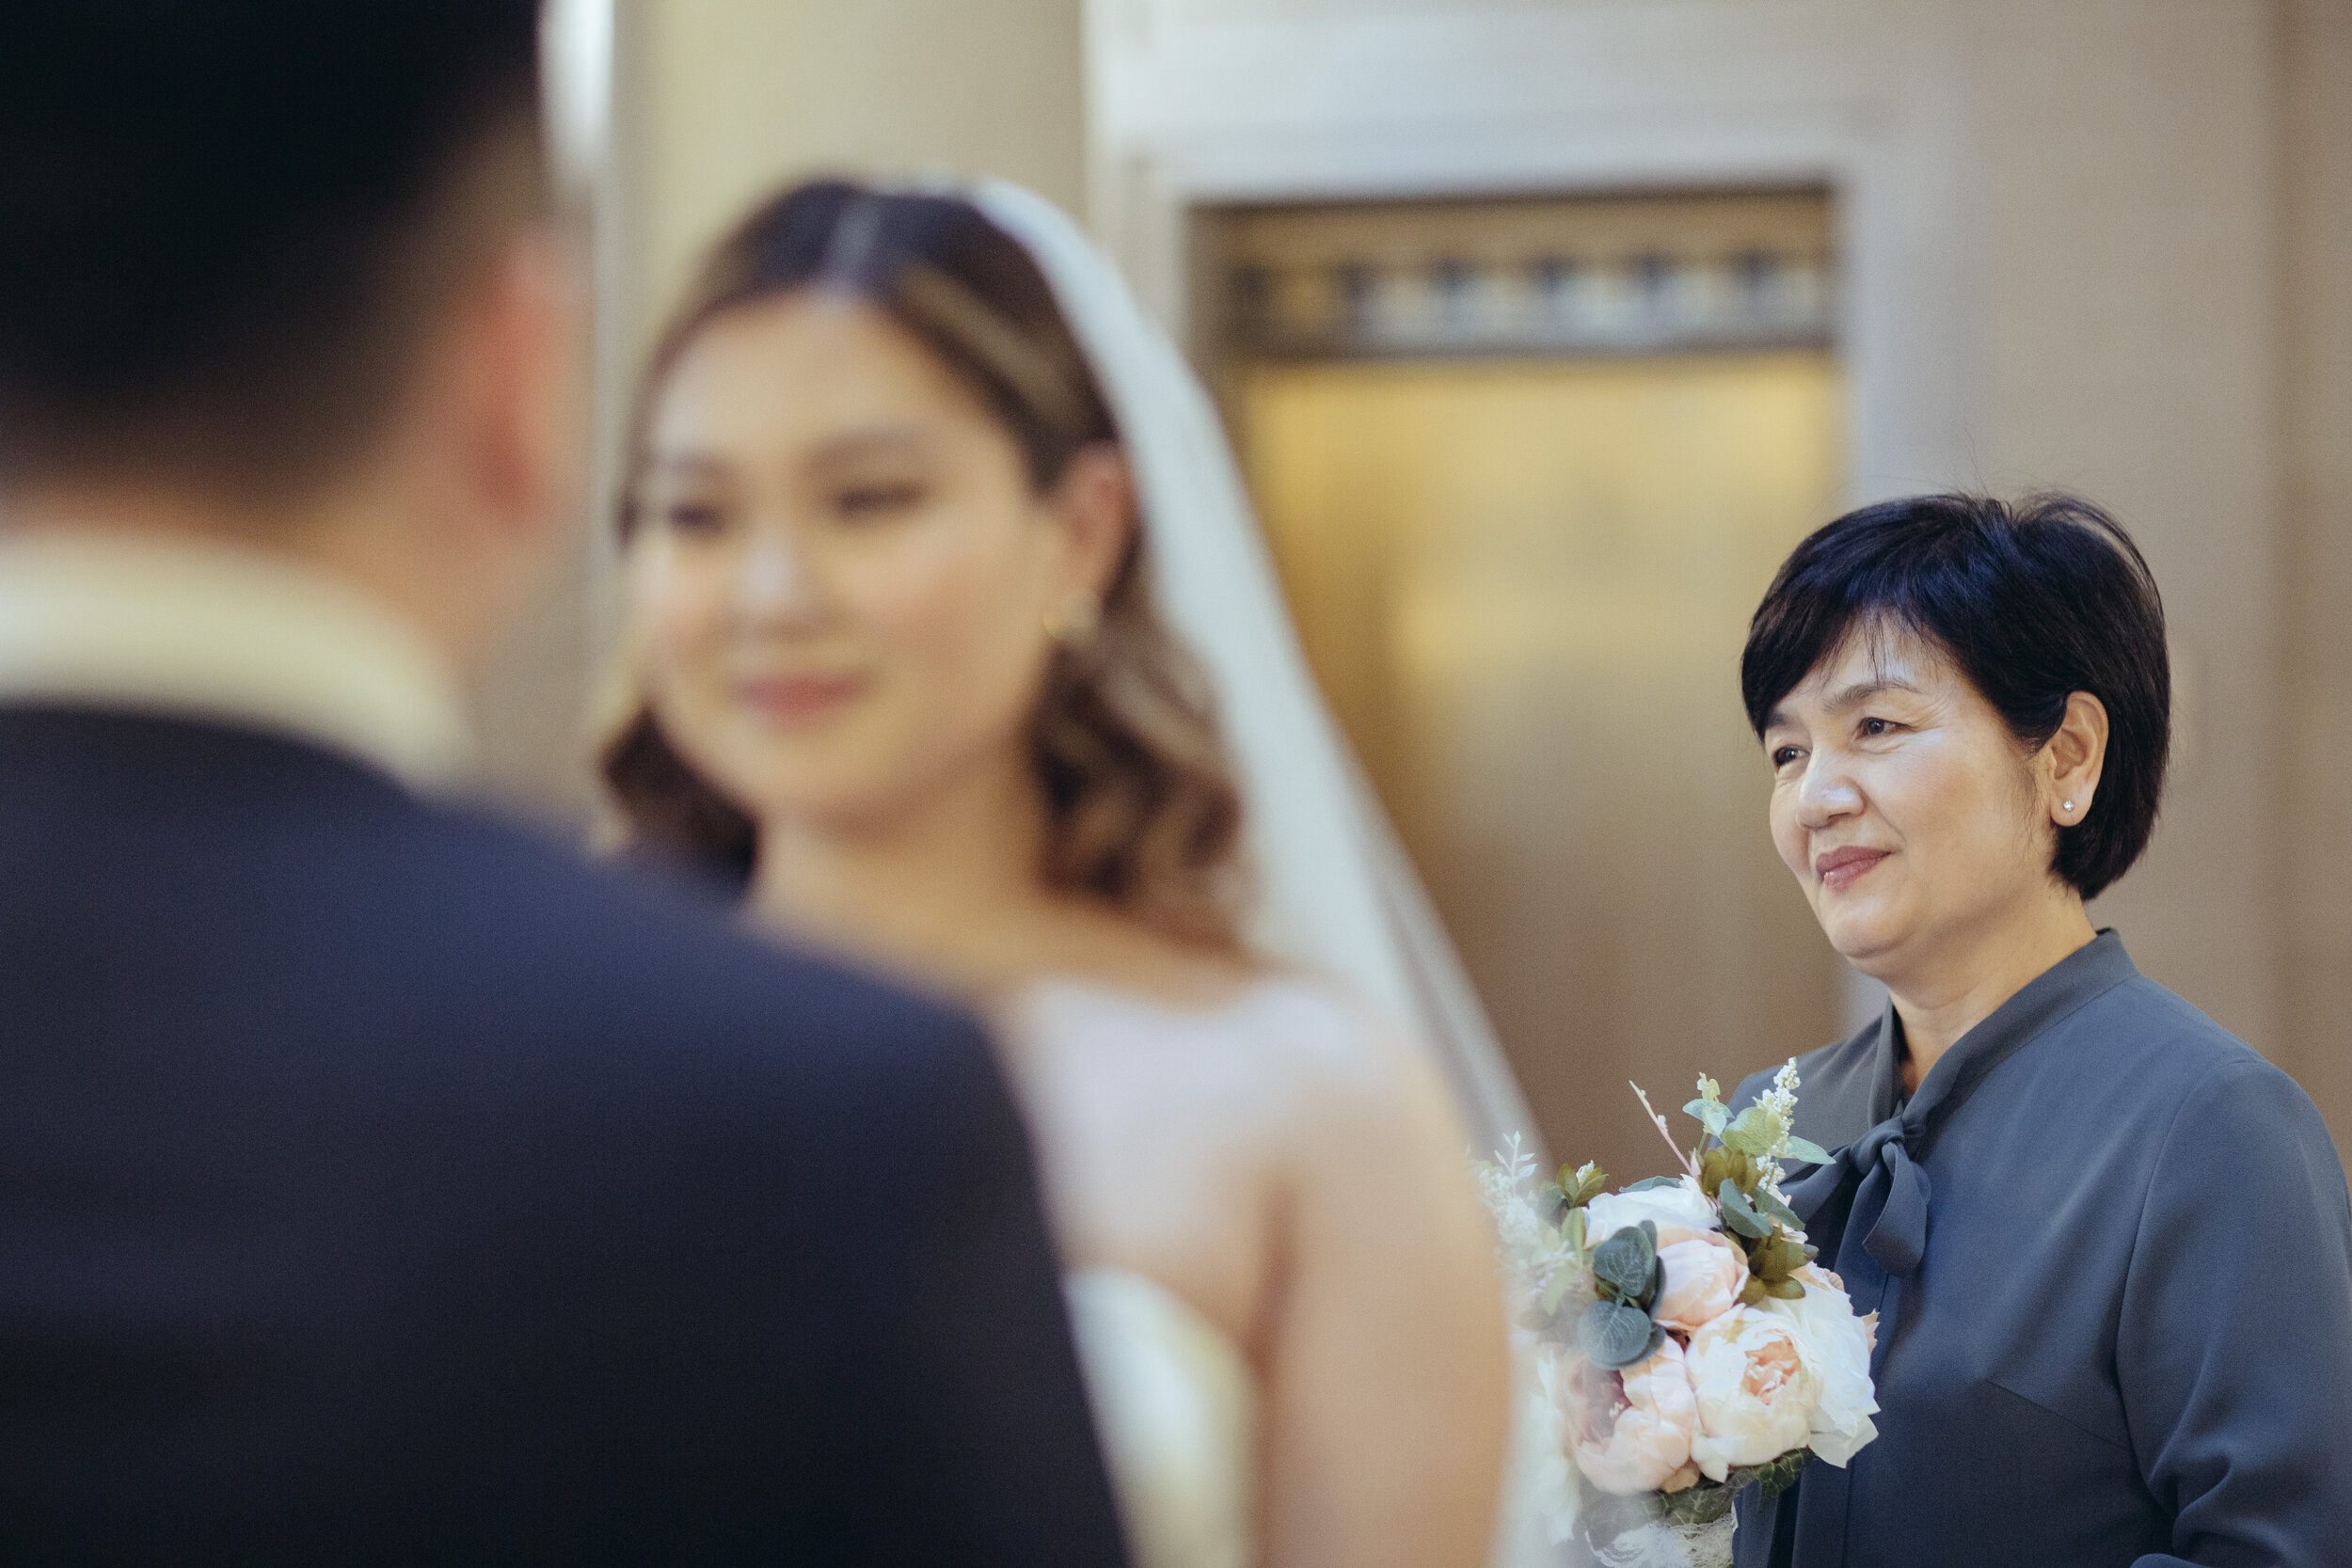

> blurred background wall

[
  {"left": 479, "top": 0, "right": 2352, "bottom": 1179},
  {"left": 616, "top": 0, "right": 1087, "bottom": 340},
  {"left": 2283, "top": 0, "right": 2352, "bottom": 1186}
]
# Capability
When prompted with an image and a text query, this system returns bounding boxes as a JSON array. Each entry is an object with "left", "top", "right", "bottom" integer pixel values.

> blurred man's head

[{"left": 0, "top": 0, "right": 580, "bottom": 662}]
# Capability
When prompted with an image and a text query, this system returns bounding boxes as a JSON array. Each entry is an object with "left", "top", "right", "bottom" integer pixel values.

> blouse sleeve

[{"left": 2118, "top": 1055, "right": 2352, "bottom": 1567}]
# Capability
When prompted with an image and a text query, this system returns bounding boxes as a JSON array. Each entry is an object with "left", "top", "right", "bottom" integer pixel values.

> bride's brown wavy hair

[{"left": 599, "top": 179, "right": 1249, "bottom": 951}]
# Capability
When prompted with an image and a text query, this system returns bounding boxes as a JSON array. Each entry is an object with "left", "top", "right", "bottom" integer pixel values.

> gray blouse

[{"left": 1731, "top": 930, "right": 2352, "bottom": 1567}]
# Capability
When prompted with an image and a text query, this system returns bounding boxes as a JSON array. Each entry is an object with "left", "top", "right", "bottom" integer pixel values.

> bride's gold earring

[{"left": 1042, "top": 590, "right": 1101, "bottom": 644}]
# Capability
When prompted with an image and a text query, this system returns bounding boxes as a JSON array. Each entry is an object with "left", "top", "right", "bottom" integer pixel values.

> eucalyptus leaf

[
  {"left": 1645, "top": 1256, "right": 1666, "bottom": 1312},
  {"left": 1622, "top": 1175, "right": 1682, "bottom": 1193},
  {"left": 1591, "top": 1221, "right": 1659, "bottom": 1300},
  {"left": 1751, "top": 1185, "right": 1803, "bottom": 1229},
  {"left": 1718, "top": 1180, "right": 1772, "bottom": 1240},
  {"left": 1565, "top": 1206, "right": 1587, "bottom": 1261},
  {"left": 1719, "top": 1123, "right": 1771, "bottom": 1157},
  {"left": 1782, "top": 1134, "right": 1833, "bottom": 1166},
  {"left": 1578, "top": 1300, "right": 1662, "bottom": 1370},
  {"left": 1682, "top": 1098, "right": 1732, "bottom": 1138}
]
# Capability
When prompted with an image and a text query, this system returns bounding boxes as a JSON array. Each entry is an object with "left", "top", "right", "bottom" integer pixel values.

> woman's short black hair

[{"left": 1740, "top": 492, "right": 2170, "bottom": 900}]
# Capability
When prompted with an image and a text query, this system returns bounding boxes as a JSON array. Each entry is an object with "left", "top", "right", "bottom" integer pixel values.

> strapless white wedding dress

[
  {"left": 1065, "top": 1266, "right": 1258, "bottom": 1568},
  {"left": 1013, "top": 978, "right": 1313, "bottom": 1568},
  {"left": 1023, "top": 975, "right": 1553, "bottom": 1568}
]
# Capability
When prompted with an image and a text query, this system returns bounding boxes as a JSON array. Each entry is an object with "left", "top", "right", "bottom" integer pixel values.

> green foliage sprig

[
  {"left": 1578, "top": 1220, "right": 1669, "bottom": 1370},
  {"left": 1681, "top": 1074, "right": 1823, "bottom": 1307}
]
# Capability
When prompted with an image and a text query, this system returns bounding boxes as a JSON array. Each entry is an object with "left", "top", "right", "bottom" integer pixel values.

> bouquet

[{"left": 1476, "top": 1065, "right": 1880, "bottom": 1568}]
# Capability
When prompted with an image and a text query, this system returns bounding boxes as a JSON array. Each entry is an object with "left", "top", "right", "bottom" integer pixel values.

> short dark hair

[
  {"left": 0, "top": 0, "right": 546, "bottom": 497},
  {"left": 1740, "top": 493, "right": 2170, "bottom": 900}
]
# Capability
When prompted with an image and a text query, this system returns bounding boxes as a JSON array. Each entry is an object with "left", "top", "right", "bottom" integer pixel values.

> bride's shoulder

[
  {"left": 1018, "top": 955, "right": 1424, "bottom": 1091},
  {"left": 1004, "top": 914, "right": 1449, "bottom": 1136},
  {"left": 1218, "top": 971, "right": 1410, "bottom": 1064},
  {"left": 1203, "top": 973, "right": 1460, "bottom": 1151}
]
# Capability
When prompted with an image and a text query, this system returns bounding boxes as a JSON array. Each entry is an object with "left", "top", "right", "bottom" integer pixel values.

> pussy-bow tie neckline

[
  {"left": 1788, "top": 1112, "right": 1931, "bottom": 1275},
  {"left": 1779, "top": 931, "right": 2140, "bottom": 1279}
]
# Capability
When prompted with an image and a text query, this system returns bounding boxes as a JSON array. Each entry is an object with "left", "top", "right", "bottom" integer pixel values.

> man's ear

[
  {"left": 452, "top": 226, "right": 585, "bottom": 546},
  {"left": 1048, "top": 442, "right": 1138, "bottom": 600},
  {"left": 326, "top": 224, "right": 582, "bottom": 668}
]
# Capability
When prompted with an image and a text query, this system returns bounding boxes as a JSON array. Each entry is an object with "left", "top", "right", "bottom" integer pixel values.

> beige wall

[
  {"left": 2282, "top": 0, "right": 2352, "bottom": 1147},
  {"left": 627, "top": 0, "right": 1087, "bottom": 341},
  {"left": 1959, "top": 0, "right": 2282, "bottom": 1056},
  {"left": 468, "top": 0, "right": 1088, "bottom": 822}
]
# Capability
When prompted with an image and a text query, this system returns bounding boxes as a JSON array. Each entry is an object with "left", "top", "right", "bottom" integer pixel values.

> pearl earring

[{"left": 2062, "top": 800, "right": 2076, "bottom": 816}]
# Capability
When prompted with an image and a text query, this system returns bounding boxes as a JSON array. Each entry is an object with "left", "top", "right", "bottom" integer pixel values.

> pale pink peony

[
  {"left": 1685, "top": 1306, "right": 1821, "bottom": 1481},
  {"left": 1757, "top": 1264, "right": 1881, "bottom": 1466},
  {"left": 1561, "top": 1336, "right": 1700, "bottom": 1496},
  {"left": 1655, "top": 1229, "right": 1749, "bottom": 1332}
]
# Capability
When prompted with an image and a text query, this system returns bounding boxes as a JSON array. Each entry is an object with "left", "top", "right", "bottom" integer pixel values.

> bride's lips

[
  {"left": 1814, "top": 845, "right": 1891, "bottom": 894},
  {"left": 733, "top": 673, "right": 867, "bottom": 725}
]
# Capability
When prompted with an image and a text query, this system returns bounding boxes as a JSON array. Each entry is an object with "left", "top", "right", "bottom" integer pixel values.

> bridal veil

[
  {"left": 977, "top": 183, "right": 1565, "bottom": 1568},
  {"left": 970, "top": 182, "right": 1541, "bottom": 1167}
]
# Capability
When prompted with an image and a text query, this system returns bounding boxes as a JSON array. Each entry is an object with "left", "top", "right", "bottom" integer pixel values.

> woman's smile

[
  {"left": 1813, "top": 844, "right": 1891, "bottom": 894},
  {"left": 731, "top": 670, "right": 871, "bottom": 726}
]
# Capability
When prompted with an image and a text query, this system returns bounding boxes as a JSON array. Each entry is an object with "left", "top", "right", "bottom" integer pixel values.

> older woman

[{"left": 1730, "top": 494, "right": 2352, "bottom": 1567}]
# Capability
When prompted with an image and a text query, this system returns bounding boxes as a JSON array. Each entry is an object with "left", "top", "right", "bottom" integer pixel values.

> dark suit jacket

[{"left": 0, "top": 705, "right": 1129, "bottom": 1565}]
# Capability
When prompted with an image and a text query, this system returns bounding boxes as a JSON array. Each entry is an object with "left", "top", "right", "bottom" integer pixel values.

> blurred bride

[{"left": 597, "top": 178, "right": 1542, "bottom": 1568}]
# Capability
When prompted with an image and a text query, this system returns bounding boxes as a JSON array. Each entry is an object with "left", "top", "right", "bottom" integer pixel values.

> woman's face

[
  {"left": 1760, "top": 626, "right": 2062, "bottom": 982},
  {"left": 627, "top": 290, "right": 1118, "bottom": 831}
]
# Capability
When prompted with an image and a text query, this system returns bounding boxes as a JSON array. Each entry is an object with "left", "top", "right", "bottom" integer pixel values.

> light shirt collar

[{"left": 0, "top": 529, "right": 472, "bottom": 790}]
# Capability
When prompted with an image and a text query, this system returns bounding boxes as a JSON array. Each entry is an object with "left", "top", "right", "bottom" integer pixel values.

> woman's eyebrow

[
  {"left": 1823, "top": 675, "right": 1923, "bottom": 712},
  {"left": 806, "top": 426, "right": 935, "bottom": 469},
  {"left": 644, "top": 450, "right": 729, "bottom": 483},
  {"left": 1764, "top": 673, "right": 1923, "bottom": 733}
]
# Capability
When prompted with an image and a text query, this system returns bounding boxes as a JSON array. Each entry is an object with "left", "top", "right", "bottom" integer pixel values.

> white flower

[
  {"left": 1527, "top": 1350, "right": 1586, "bottom": 1545},
  {"left": 1474, "top": 1135, "right": 1570, "bottom": 1292},
  {"left": 1756, "top": 1059, "right": 1801, "bottom": 1133},
  {"left": 1585, "top": 1178, "right": 1717, "bottom": 1248},
  {"left": 1751, "top": 1059, "right": 1806, "bottom": 1195},
  {"left": 1685, "top": 1306, "right": 1821, "bottom": 1481},
  {"left": 1757, "top": 1264, "right": 1880, "bottom": 1466}
]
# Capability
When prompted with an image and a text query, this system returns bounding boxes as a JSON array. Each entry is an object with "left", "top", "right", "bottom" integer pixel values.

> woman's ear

[
  {"left": 2044, "top": 690, "right": 2110, "bottom": 827},
  {"left": 1046, "top": 443, "right": 1138, "bottom": 601}
]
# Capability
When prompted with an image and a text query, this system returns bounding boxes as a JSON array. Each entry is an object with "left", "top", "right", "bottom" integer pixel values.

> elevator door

[{"left": 1241, "top": 350, "right": 1845, "bottom": 1181}]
